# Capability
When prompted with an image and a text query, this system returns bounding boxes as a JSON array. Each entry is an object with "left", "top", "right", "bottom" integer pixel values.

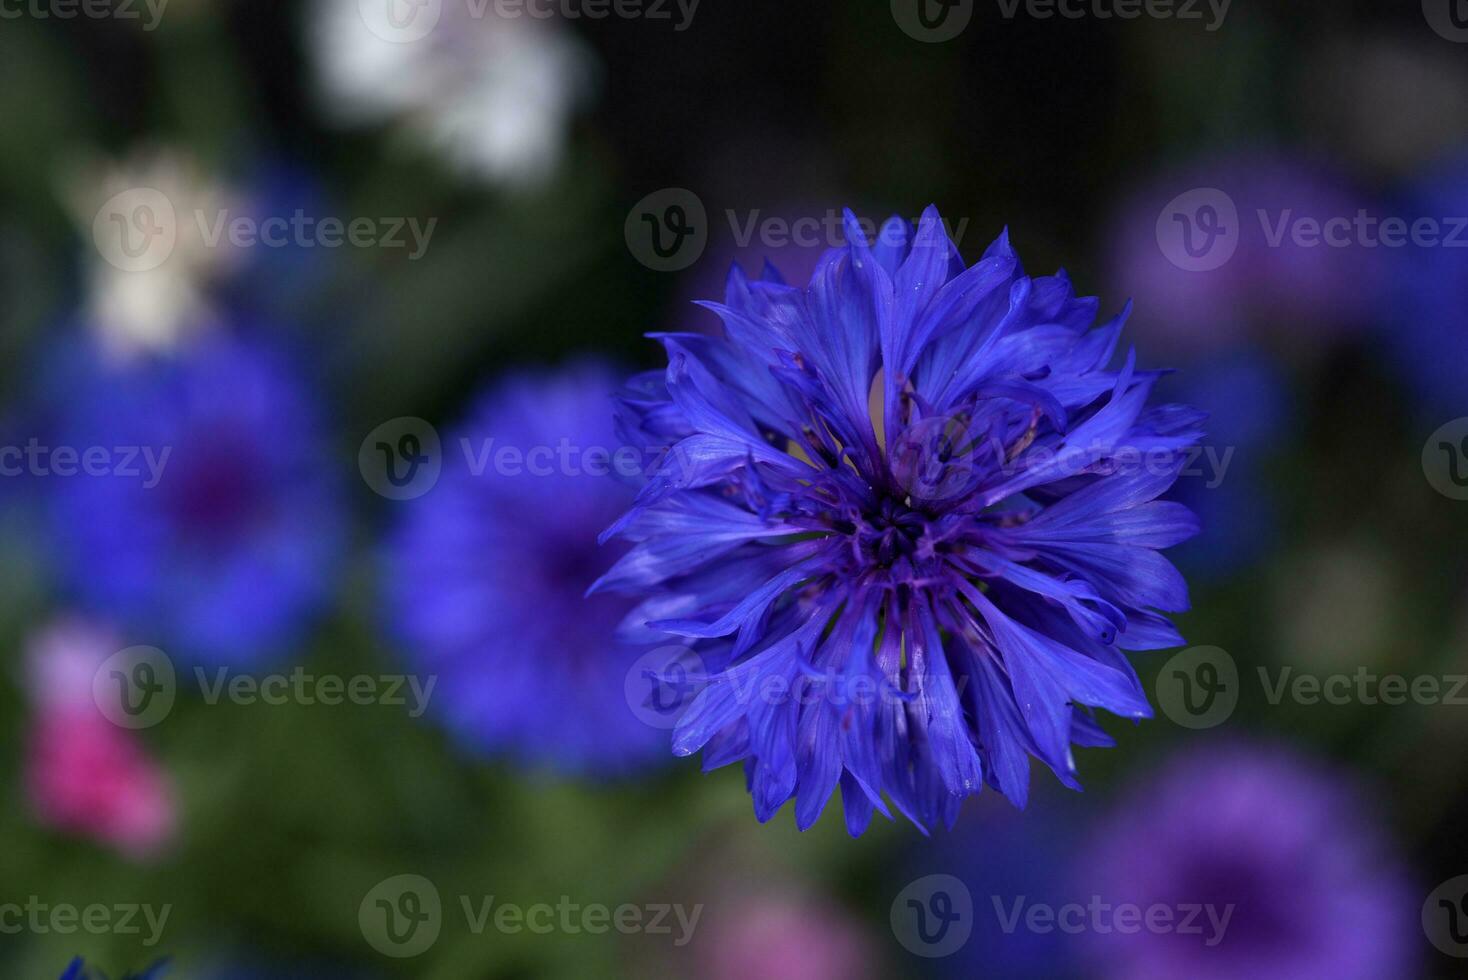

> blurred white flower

[
  {"left": 311, "top": 0, "right": 595, "bottom": 187},
  {"left": 64, "top": 149, "right": 238, "bottom": 359}
]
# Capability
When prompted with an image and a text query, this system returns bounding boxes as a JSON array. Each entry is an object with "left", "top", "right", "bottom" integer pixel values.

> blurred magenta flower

[
  {"left": 701, "top": 895, "right": 874, "bottom": 980},
  {"left": 43, "top": 329, "right": 344, "bottom": 669},
  {"left": 27, "top": 620, "right": 177, "bottom": 861},
  {"left": 1078, "top": 742, "right": 1418, "bottom": 980},
  {"left": 598, "top": 207, "right": 1202, "bottom": 833},
  {"left": 387, "top": 361, "right": 669, "bottom": 775},
  {"left": 1107, "top": 151, "right": 1378, "bottom": 359}
]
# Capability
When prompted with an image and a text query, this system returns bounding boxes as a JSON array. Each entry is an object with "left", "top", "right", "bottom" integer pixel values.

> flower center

[{"left": 849, "top": 496, "right": 934, "bottom": 569}]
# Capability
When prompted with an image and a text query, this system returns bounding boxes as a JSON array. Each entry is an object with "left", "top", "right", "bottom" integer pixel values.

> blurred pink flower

[
  {"left": 703, "top": 896, "right": 874, "bottom": 980},
  {"left": 24, "top": 619, "right": 177, "bottom": 860}
]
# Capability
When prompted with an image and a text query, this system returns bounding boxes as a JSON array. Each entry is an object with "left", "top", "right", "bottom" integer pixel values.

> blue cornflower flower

[
  {"left": 387, "top": 362, "right": 669, "bottom": 775},
  {"left": 595, "top": 207, "right": 1203, "bottom": 834},
  {"left": 44, "top": 328, "right": 344, "bottom": 669}
]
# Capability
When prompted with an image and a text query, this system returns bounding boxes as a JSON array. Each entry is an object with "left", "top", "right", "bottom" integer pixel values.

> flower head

[
  {"left": 1078, "top": 742, "right": 1419, "bottom": 980},
  {"left": 388, "top": 362, "right": 669, "bottom": 775},
  {"left": 311, "top": 0, "right": 593, "bottom": 187},
  {"left": 596, "top": 207, "right": 1202, "bottom": 833},
  {"left": 44, "top": 330, "right": 344, "bottom": 669},
  {"left": 26, "top": 619, "right": 177, "bottom": 860}
]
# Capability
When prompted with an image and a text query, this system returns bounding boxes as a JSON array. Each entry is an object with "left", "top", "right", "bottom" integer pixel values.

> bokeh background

[{"left": 2, "top": 0, "right": 1467, "bottom": 976}]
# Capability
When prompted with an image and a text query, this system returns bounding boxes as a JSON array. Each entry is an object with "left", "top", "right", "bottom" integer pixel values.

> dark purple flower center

[{"left": 162, "top": 432, "right": 267, "bottom": 540}]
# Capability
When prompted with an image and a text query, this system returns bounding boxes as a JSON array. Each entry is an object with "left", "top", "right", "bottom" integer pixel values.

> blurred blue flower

[
  {"left": 1380, "top": 151, "right": 1468, "bottom": 420},
  {"left": 1077, "top": 742, "right": 1419, "bottom": 980},
  {"left": 918, "top": 792, "right": 1088, "bottom": 978},
  {"left": 597, "top": 207, "right": 1202, "bottom": 834},
  {"left": 387, "top": 362, "right": 669, "bottom": 775},
  {"left": 44, "top": 328, "right": 344, "bottom": 669},
  {"left": 61, "top": 957, "right": 170, "bottom": 980},
  {"left": 1159, "top": 350, "right": 1291, "bottom": 578}
]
